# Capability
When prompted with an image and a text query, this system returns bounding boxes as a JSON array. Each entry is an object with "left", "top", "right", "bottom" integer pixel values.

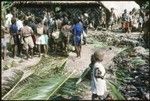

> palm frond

[{"left": 108, "top": 81, "right": 125, "bottom": 100}]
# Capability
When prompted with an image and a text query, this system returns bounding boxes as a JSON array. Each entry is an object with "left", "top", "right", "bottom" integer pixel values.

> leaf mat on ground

[
  {"left": 3, "top": 56, "right": 69, "bottom": 100},
  {"left": 5, "top": 73, "right": 72, "bottom": 100}
]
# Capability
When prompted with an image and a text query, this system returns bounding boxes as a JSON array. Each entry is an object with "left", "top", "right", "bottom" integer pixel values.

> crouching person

[
  {"left": 90, "top": 50, "right": 107, "bottom": 100},
  {"left": 21, "top": 20, "right": 34, "bottom": 59}
]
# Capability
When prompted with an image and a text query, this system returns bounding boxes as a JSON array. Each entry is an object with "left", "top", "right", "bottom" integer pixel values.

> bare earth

[{"left": 66, "top": 44, "right": 123, "bottom": 100}]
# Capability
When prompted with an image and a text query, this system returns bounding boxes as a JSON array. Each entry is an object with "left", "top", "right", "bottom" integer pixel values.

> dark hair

[
  {"left": 7, "top": 9, "right": 11, "bottom": 14},
  {"left": 73, "top": 17, "right": 79, "bottom": 24},
  {"left": 23, "top": 20, "right": 28, "bottom": 26},
  {"left": 44, "top": 21, "right": 48, "bottom": 26},
  {"left": 36, "top": 17, "right": 42, "bottom": 23},
  {"left": 18, "top": 15, "right": 23, "bottom": 20},
  {"left": 11, "top": 18, "right": 16, "bottom": 24}
]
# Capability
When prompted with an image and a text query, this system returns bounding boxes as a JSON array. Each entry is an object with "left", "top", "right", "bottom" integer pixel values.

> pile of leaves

[{"left": 113, "top": 47, "right": 149, "bottom": 100}]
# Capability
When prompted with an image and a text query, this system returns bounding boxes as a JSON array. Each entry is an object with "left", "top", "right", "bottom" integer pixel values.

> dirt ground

[{"left": 2, "top": 29, "right": 144, "bottom": 100}]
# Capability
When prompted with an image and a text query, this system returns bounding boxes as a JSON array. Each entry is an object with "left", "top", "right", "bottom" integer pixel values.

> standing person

[
  {"left": 9, "top": 18, "right": 19, "bottom": 58},
  {"left": 90, "top": 50, "right": 107, "bottom": 100},
  {"left": 100, "top": 8, "right": 107, "bottom": 28},
  {"left": 35, "top": 18, "right": 44, "bottom": 57},
  {"left": 72, "top": 18, "right": 83, "bottom": 58},
  {"left": 82, "top": 13, "right": 89, "bottom": 45},
  {"left": 11, "top": 7, "right": 18, "bottom": 18},
  {"left": 16, "top": 15, "right": 24, "bottom": 56},
  {"left": 1, "top": 26, "right": 9, "bottom": 60},
  {"left": 5, "top": 9, "right": 13, "bottom": 31},
  {"left": 108, "top": 8, "right": 116, "bottom": 31},
  {"left": 41, "top": 22, "right": 49, "bottom": 57},
  {"left": 21, "top": 20, "right": 34, "bottom": 59},
  {"left": 128, "top": 11, "right": 133, "bottom": 33},
  {"left": 142, "top": 12, "right": 150, "bottom": 48},
  {"left": 122, "top": 9, "right": 129, "bottom": 33}
]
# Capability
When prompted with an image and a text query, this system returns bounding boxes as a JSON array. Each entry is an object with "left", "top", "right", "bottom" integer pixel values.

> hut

[{"left": 12, "top": 1, "right": 110, "bottom": 21}]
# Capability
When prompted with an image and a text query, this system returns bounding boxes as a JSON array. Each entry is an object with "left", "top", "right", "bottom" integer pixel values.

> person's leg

[
  {"left": 92, "top": 94, "right": 97, "bottom": 100},
  {"left": 30, "top": 48, "right": 33, "bottom": 58},
  {"left": 13, "top": 45, "right": 17, "bottom": 58},
  {"left": 3, "top": 47, "right": 7, "bottom": 60},
  {"left": 75, "top": 45, "right": 78, "bottom": 57},
  {"left": 78, "top": 45, "right": 81, "bottom": 57},
  {"left": 38, "top": 45, "right": 41, "bottom": 57}
]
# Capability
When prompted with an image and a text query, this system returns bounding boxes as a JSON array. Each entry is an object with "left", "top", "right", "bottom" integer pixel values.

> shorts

[
  {"left": 74, "top": 36, "right": 81, "bottom": 46},
  {"left": 36, "top": 35, "right": 42, "bottom": 45},
  {"left": 23, "top": 36, "right": 34, "bottom": 50}
]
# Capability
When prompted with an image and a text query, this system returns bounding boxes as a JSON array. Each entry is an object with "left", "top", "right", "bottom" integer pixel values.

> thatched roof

[{"left": 13, "top": 1, "right": 99, "bottom": 4}]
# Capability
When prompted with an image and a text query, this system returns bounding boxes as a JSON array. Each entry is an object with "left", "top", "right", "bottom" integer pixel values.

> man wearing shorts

[{"left": 21, "top": 20, "right": 34, "bottom": 59}]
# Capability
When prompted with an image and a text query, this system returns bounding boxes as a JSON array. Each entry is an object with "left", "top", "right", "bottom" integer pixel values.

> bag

[
  {"left": 37, "top": 25, "right": 43, "bottom": 35},
  {"left": 95, "top": 68, "right": 103, "bottom": 79}
]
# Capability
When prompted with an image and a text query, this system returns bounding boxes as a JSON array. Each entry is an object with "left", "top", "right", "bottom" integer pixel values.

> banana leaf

[
  {"left": 76, "top": 67, "right": 91, "bottom": 85},
  {"left": 3, "top": 56, "right": 72, "bottom": 100}
]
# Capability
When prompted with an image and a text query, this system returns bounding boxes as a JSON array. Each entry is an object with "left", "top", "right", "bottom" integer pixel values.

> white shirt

[
  {"left": 16, "top": 20, "right": 23, "bottom": 31},
  {"left": 91, "top": 62, "right": 107, "bottom": 96},
  {"left": 5, "top": 13, "right": 13, "bottom": 28}
]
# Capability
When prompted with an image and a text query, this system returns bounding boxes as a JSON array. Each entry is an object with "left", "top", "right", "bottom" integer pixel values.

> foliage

[
  {"left": 108, "top": 81, "right": 125, "bottom": 100},
  {"left": 2, "top": 55, "right": 73, "bottom": 100}
]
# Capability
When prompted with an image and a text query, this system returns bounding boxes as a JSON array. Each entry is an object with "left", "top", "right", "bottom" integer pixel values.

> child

[{"left": 90, "top": 50, "right": 107, "bottom": 100}]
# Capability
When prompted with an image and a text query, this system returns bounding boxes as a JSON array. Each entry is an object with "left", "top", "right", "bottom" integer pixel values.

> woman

[
  {"left": 41, "top": 22, "right": 49, "bottom": 57},
  {"left": 90, "top": 50, "right": 107, "bottom": 100}
]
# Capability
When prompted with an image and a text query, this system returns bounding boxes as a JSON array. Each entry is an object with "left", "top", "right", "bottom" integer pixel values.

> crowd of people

[
  {"left": 1, "top": 7, "right": 150, "bottom": 61},
  {"left": 1, "top": 7, "right": 89, "bottom": 60}
]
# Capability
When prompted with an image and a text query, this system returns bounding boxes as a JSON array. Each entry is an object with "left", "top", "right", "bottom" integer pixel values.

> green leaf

[{"left": 108, "top": 81, "right": 125, "bottom": 100}]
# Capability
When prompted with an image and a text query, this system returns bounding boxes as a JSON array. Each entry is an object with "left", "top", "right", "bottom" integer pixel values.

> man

[
  {"left": 9, "top": 18, "right": 19, "bottom": 58},
  {"left": 72, "top": 18, "right": 83, "bottom": 58},
  {"left": 108, "top": 8, "right": 116, "bottom": 31},
  {"left": 16, "top": 15, "right": 24, "bottom": 56},
  {"left": 122, "top": 9, "right": 129, "bottom": 33},
  {"left": 21, "top": 20, "right": 34, "bottom": 59}
]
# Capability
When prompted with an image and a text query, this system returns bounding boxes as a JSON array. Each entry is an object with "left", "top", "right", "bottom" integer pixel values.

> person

[
  {"left": 5, "top": 9, "right": 13, "bottom": 31},
  {"left": 128, "top": 11, "right": 133, "bottom": 33},
  {"left": 60, "top": 20, "right": 71, "bottom": 54},
  {"left": 1, "top": 26, "right": 9, "bottom": 60},
  {"left": 122, "top": 9, "right": 129, "bottom": 33},
  {"left": 142, "top": 12, "right": 150, "bottom": 49},
  {"left": 101, "top": 8, "right": 107, "bottom": 28},
  {"left": 108, "top": 8, "right": 116, "bottom": 31},
  {"left": 21, "top": 20, "right": 34, "bottom": 59},
  {"left": 90, "top": 50, "right": 107, "bottom": 100},
  {"left": 16, "top": 15, "right": 24, "bottom": 56},
  {"left": 82, "top": 13, "right": 89, "bottom": 45},
  {"left": 9, "top": 18, "right": 19, "bottom": 58},
  {"left": 35, "top": 17, "right": 44, "bottom": 57},
  {"left": 41, "top": 22, "right": 49, "bottom": 57},
  {"left": 11, "top": 7, "right": 18, "bottom": 18},
  {"left": 72, "top": 18, "right": 83, "bottom": 58}
]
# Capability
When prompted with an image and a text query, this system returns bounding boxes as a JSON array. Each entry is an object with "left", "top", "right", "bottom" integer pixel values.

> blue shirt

[
  {"left": 10, "top": 24, "right": 18, "bottom": 35},
  {"left": 72, "top": 23, "right": 83, "bottom": 37}
]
